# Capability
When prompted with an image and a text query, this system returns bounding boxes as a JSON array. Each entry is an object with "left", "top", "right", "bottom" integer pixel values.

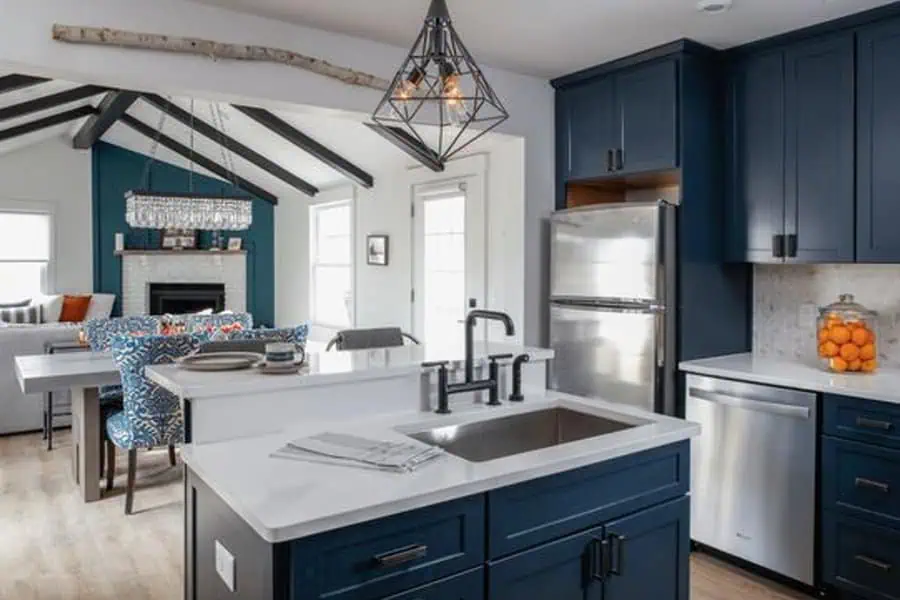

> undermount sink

[{"left": 405, "top": 407, "right": 637, "bottom": 463}]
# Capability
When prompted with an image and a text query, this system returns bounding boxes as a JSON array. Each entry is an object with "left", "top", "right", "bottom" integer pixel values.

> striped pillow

[{"left": 0, "top": 304, "right": 42, "bottom": 324}]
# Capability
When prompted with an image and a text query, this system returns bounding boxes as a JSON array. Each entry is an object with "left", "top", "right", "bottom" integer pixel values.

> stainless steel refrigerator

[{"left": 548, "top": 201, "right": 676, "bottom": 415}]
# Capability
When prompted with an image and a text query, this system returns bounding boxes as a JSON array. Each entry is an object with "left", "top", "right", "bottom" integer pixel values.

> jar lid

[{"left": 818, "top": 293, "right": 877, "bottom": 318}]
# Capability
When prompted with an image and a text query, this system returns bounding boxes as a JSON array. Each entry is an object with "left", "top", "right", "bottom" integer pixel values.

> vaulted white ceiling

[{"left": 188, "top": 0, "right": 896, "bottom": 77}]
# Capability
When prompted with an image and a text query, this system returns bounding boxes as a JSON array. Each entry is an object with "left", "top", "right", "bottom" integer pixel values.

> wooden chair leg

[
  {"left": 168, "top": 444, "right": 176, "bottom": 467},
  {"left": 125, "top": 449, "right": 137, "bottom": 515},
  {"left": 105, "top": 440, "right": 116, "bottom": 492}
]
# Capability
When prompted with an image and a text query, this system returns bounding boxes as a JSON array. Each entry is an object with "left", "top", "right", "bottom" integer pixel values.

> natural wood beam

[
  {"left": 0, "top": 74, "right": 50, "bottom": 95},
  {"left": 73, "top": 90, "right": 140, "bottom": 149},
  {"left": 142, "top": 95, "right": 319, "bottom": 197},
  {"left": 52, "top": 24, "right": 391, "bottom": 91},
  {"left": 0, "top": 105, "right": 96, "bottom": 143},
  {"left": 0, "top": 85, "right": 107, "bottom": 122},
  {"left": 234, "top": 105, "right": 374, "bottom": 189},
  {"left": 118, "top": 113, "right": 278, "bottom": 206},
  {"left": 364, "top": 123, "right": 444, "bottom": 173}
]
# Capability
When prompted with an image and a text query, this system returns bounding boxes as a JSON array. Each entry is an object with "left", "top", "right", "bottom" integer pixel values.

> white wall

[
  {"left": 275, "top": 138, "right": 526, "bottom": 344},
  {"left": 0, "top": 0, "right": 554, "bottom": 344},
  {"left": 0, "top": 137, "right": 93, "bottom": 294}
]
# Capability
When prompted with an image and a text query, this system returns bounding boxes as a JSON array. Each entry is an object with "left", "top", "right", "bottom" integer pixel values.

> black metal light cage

[{"left": 372, "top": 0, "right": 509, "bottom": 164}]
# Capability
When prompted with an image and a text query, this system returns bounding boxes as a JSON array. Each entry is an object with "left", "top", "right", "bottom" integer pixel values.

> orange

[
  {"left": 861, "top": 359, "right": 878, "bottom": 373},
  {"left": 830, "top": 326, "right": 851, "bottom": 345},
  {"left": 846, "top": 321, "right": 864, "bottom": 329},
  {"left": 830, "top": 357, "right": 849, "bottom": 373},
  {"left": 820, "top": 341, "right": 839, "bottom": 357},
  {"left": 851, "top": 328, "right": 869, "bottom": 346},
  {"left": 825, "top": 318, "right": 843, "bottom": 330},
  {"left": 840, "top": 344, "right": 860, "bottom": 361},
  {"left": 848, "top": 359, "right": 862, "bottom": 372},
  {"left": 868, "top": 330, "right": 877, "bottom": 344},
  {"left": 818, "top": 328, "right": 831, "bottom": 343},
  {"left": 859, "top": 344, "right": 876, "bottom": 361}
]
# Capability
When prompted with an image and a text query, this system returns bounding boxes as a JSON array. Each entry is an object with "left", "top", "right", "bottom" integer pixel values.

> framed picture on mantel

[{"left": 161, "top": 228, "right": 197, "bottom": 250}]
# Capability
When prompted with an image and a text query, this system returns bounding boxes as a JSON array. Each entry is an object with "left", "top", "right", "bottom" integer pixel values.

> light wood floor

[{"left": 0, "top": 431, "right": 813, "bottom": 599}]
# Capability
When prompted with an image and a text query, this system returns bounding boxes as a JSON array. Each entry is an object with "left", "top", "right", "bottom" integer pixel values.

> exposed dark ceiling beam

[
  {"left": 364, "top": 123, "right": 444, "bottom": 173},
  {"left": 0, "top": 74, "right": 51, "bottom": 95},
  {"left": 142, "top": 95, "right": 319, "bottom": 197},
  {"left": 0, "top": 105, "right": 96, "bottom": 144},
  {"left": 119, "top": 113, "right": 278, "bottom": 206},
  {"left": 0, "top": 84, "right": 107, "bottom": 122},
  {"left": 72, "top": 91, "right": 140, "bottom": 149},
  {"left": 233, "top": 105, "right": 374, "bottom": 189}
]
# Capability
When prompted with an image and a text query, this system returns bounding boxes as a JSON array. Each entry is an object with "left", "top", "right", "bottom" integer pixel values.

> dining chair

[
  {"left": 106, "top": 332, "right": 205, "bottom": 514},
  {"left": 325, "top": 327, "right": 420, "bottom": 351}
]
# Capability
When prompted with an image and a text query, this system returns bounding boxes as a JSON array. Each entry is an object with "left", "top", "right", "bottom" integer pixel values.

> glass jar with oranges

[{"left": 817, "top": 294, "right": 878, "bottom": 374}]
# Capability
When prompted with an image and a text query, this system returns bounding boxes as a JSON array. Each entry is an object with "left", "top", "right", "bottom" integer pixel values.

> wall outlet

[{"left": 215, "top": 540, "right": 235, "bottom": 592}]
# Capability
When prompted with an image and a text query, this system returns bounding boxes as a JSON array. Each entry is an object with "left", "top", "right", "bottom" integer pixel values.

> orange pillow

[{"left": 59, "top": 295, "right": 92, "bottom": 322}]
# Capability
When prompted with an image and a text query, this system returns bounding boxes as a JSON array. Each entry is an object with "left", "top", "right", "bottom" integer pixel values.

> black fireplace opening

[{"left": 148, "top": 283, "right": 226, "bottom": 315}]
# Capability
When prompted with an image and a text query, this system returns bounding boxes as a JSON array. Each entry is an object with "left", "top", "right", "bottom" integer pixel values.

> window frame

[
  {"left": 308, "top": 197, "right": 355, "bottom": 329},
  {"left": 0, "top": 202, "right": 55, "bottom": 301}
]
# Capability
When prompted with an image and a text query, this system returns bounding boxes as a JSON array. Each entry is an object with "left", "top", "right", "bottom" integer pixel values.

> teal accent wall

[{"left": 92, "top": 142, "right": 275, "bottom": 326}]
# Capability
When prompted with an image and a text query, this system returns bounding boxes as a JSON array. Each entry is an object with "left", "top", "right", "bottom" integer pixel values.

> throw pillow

[
  {"left": 85, "top": 293, "right": 116, "bottom": 320},
  {"left": 0, "top": 304, "right": 42, "bottom": 324},
  {"left": 30, "top": 294, "right": 63, "bottom": 322},
  {"left": 59, "top": 295, "right": 92, "bottom": 322},
  {"left": 0, "top": 299, "right": 30, "bottom": 308}
]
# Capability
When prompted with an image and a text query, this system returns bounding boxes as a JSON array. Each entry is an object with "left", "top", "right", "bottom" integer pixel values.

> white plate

[{"left": 177, "top": 352, "right": 264, "bottom": 372}]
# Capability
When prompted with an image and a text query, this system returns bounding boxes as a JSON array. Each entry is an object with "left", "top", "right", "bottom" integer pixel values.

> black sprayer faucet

[{"left": 464, "top": 310, "right": 515, "bottom": 383}]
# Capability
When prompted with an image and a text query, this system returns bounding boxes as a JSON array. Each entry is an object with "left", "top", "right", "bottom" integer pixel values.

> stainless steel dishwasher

[{"left": 686, "top": 373, "right": 816, "bottom": 585}]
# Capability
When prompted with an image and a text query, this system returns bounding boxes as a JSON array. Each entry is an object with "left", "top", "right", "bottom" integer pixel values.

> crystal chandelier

[
  {"left": 125, "top": 99, "right": 253, "bottom": 231},
  {"left": 372, "top": 0, "right": 508, "bottom": 163}
]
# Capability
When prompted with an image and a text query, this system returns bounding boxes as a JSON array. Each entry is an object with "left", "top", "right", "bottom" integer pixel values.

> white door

[{"left": 413, "top": 178, "right": 486, "bottom": 349}]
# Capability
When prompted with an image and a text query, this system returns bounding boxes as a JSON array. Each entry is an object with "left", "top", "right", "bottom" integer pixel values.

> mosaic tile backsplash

[{"left": 753, "top": 264, "right": 900, "bottom": 368}]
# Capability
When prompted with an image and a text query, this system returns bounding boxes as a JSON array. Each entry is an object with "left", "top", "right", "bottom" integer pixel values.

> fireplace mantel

[{"left": 115, "top": 249, "right": 247, "bottom": 256}]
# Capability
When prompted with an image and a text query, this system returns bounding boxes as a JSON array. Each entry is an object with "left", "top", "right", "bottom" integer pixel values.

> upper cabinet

[
  {"left": 857, "top": 18, "right": 900, "bottom": 262},
  {"left": 728, "top": 34, "right": 855, "bottom": 263},
  {"left": 558, "top": 58, "right": 679, "bottom": 181}
]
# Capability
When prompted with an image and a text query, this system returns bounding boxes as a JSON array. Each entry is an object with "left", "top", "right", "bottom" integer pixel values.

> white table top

[
  {"left": 680, "top": 353, "right": 900, "bottom": 406},
  {"left": 147, "top": 341, "right": 554, "bottom": 400},
  {"left": 181, "top": 391, "right": 698, "bottom": 543},
  {"left": 15, "top": 351, "right": 119, "bottom": 394}
]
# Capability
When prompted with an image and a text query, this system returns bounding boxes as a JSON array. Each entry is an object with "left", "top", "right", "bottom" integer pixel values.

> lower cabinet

[
  {"left": 488, "top": 497, "right": 690, "bottom": 600},
  {"left": 822, "top": 511, "right": 900, "bottom": 600},
  {"left": 382, "top": 569, "right": 485, "bottom": 600}
]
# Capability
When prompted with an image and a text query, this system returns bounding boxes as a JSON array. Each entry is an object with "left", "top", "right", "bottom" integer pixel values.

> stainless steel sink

[{"left": 405, "top": 407, "right": 636, "bottom": 462}]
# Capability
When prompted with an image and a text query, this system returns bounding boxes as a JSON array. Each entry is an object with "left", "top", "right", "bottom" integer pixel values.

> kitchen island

[{"left": 182, "top": 391, "right": 698, "bottom": 600}]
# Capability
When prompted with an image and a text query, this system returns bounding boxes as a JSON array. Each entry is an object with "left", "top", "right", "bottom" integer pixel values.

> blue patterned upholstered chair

[
  {"left": 106, "top": 333, "right": 205, "bottom": 514},
  {"left": 183, "top": 312, "right": 254, "bottom": 336}
]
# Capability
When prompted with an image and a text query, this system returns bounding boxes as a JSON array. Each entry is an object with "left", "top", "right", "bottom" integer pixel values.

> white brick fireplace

[{"left": 120, "top": 251, "right": 247, "bottom": 315}]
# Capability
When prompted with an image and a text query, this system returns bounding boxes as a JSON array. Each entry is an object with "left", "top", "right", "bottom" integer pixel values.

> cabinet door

[
  {"left": 731, "top": 51, "right": 787, "bottom": 263},
  {"left": 488, "top": 526, "right": 604, "bottom": 600},
  {"left": 603, "top": 497, "right": 690, "bottom": 600},
  {"left": 616, "top": 59, "right": 679, "bottom": 175},
  {"left": 784, "top": 34, "right": 855, "bottom": 263},
  {"left": 857, "top": 18, "right": 900, "bottom": 261},
  {"left": 565, "top": 77, "right": 617, "bottom": 181}
]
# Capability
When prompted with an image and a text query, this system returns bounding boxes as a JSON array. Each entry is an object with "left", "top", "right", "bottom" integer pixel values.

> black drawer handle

[
  {"left": 586, "top": 537, "right": 609, "bottom": 582},
  {"left": 606, "top": 149, "right": 614, "bottom": 172},
  {"left": 608, "top": 533, "right": 626, "bottom": 576},
  {"left": 855, "top": 477, "right": 891, "bottom": 494},
  {"left": 855, "top": 554, "right": 893, "bottom": 572},
  {"left": 615, "top": 148, "right": 624, "bottom": 171},
  {"left": 372, "top": 544, "right": 428, "bottom": 568},
  {"left": 856, "top": 416, "right": 893, "bottom": 431}
]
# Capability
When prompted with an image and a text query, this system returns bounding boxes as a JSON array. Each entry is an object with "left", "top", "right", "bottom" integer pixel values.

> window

[
  {"left": 0, "top": 211, "right": 51, "bottom": 303},
  {"left": 309, "top": 200, "right": 353, "bottom": 328}
]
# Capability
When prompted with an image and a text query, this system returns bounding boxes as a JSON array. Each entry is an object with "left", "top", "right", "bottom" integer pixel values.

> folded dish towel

[{"left": 272, "top": 432, "right": 443, "bottom": 473}]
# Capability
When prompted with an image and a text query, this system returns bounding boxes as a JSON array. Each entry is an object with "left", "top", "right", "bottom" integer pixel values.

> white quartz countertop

[
  {"left": 15, "top": 351, "right": 119, "bottom": 394},
  {"left": 181, "top": 391, "right": 698, "bottom": 543},
  {"left": 680, "top": 353, "right": 900, "bottom": 406},
  {"left": 147, "top": 341, "right": 553, "bottom": 400}
]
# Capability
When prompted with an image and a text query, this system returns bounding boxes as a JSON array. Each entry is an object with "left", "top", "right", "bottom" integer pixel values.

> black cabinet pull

[
  {"left": 855, "top": 554, "right": 893, "bottom": 572},
  {"left": 856, "top": 416, "right": 893, "bottom": 431},
  {"left": 373, "top": 544, "right": 428, "bottom": 568},
  {"left": 606, "top": 149, "right": 614, "bottom": 172},
  {"left": 615, "top": 148, "right": 624, "bottom": 171},
  {"left": 855, "top": 477, "right": 890, "bottom": 493},
  {"left": 772, "top": 234, "right": 785, "bottom": 258},
  {"left": 786, "top": 234, "right": 798, "bottom": 257},
  {"left": 586, "top": 537, "right": 609, "bottom": 582},
  {"left": 608, "top": 533, "right": 625, "bottom": 576}
]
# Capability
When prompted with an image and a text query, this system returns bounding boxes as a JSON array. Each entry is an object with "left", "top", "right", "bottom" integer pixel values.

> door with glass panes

[{"left": 412, "top": 179, "right": 485, "bottom": 349}]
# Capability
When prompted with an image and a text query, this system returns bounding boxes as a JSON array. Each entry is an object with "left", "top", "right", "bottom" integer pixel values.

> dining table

[{"left": 14, "top": 351, "right": 120, "bottom": 502}]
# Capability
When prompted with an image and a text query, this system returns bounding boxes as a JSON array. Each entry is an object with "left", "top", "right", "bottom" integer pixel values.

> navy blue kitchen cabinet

[
  {"left": 556, "top": 57, "right": 679, "bottom": 181},
  {"left": 857, "top": 17, "right": 900, "bottom": 262},
  {"left": 728, "top": 34, "right": 855, "bottom": 263}
]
